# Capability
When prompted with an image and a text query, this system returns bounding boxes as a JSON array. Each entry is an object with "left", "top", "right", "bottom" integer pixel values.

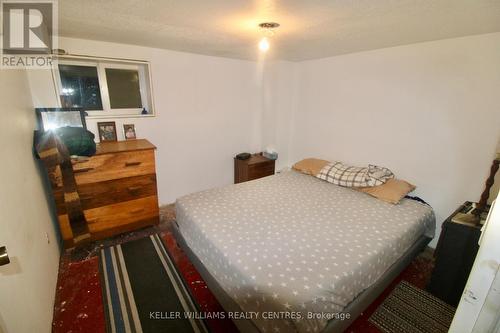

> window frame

[{"left": 52, "top": 55, "right": 156, "bottom": 119}]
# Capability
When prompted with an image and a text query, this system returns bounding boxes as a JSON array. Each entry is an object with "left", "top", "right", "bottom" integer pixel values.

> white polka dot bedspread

[{"left": 176, "top": 170, "right": 435, "bottom": 333}]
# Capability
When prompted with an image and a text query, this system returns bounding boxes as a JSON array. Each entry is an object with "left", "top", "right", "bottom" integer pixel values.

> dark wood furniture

[
  {"left": 49, "top": 139, "right": 160, "bottom": 248},
  {"left": 427, "top": 201, "right": 482, "bottom": 306},
  {"left": 234, "top": 153, "right": 275, "bottom": 184},
  {"left": 475, "top": 158, "right": 499, "bottom": 218}
]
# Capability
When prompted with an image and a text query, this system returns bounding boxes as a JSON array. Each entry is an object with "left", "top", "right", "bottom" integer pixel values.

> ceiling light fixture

[
  {"left": 258, "top": 22, "right": 279, "bottom": 53},
  {"left": 259, "top": 37, "right": 270, "bottom": 52}
]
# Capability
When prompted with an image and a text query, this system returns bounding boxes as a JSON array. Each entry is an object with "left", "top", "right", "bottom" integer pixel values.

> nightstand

[
  {"left": 427, "top": 201, "right": 484, "bottom": 306},
  {"left": 234, "top": 153, "right": 275, "bottom": 184}
]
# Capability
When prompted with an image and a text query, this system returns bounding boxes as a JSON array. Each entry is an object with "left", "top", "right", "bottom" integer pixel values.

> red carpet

[
  {"left": 52, "top": 256, "right": 105, "bottom": 333},
  {"left": 53, "top": 231, "right": 433, "bottom": 333}
]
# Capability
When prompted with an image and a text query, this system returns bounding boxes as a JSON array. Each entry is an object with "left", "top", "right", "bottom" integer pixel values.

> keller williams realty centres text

[{"left": 150, "top": 311, "right": 351, "bottom": 321}]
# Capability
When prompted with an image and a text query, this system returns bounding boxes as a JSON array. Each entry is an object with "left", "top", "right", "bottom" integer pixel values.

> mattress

[{"left": 176, "top": 170, "right": 435, "bottom": 333}]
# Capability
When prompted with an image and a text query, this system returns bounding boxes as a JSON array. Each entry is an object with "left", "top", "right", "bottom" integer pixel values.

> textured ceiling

[{"left": 59, "top": 0, "right": 500, "bottom": 61}]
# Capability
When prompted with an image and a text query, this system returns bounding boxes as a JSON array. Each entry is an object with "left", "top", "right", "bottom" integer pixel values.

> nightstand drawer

[{"left": 248, "top": 162, "right": 275, "bottom": 179}]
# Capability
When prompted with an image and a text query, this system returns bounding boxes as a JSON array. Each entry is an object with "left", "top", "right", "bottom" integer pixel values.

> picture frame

[
  {"left": 35, "top": 107, "right": 87, "bottom": 132},
  {"left": 97, "top": 122, "right": 117, "bottom": 142},
  {"left": 123, "top": 124, "right": 137, "bottom": 140}
]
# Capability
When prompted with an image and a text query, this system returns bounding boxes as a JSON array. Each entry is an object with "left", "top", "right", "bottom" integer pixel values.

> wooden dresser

[
  {"left": 51, "top": 139, "right": 159, "bottom": 248},
  {"left": 234, "top": 153, "right": 275, "bottom": 184}
]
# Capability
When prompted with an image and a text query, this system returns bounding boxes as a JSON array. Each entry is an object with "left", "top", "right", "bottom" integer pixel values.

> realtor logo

[{"left": 1, "top": 0, "right": 57, "bottom": 69}]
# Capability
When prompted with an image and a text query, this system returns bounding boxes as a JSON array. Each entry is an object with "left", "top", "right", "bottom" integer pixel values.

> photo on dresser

[
  {"left": 97, "top": 121, "right": 117, "bottom": 142},
  {"left": 123, "top": 124, "right": 137, "bottom": 140}
]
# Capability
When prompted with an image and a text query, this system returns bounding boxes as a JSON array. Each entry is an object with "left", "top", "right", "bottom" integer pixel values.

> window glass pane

[
  {"left": 58, "top": 65, "right": 103, "bottom": 110},
  {"left": 105, "top": 68, "right": 143, "bottom": 109}
]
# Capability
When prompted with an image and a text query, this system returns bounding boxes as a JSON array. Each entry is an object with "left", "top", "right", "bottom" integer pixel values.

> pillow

[
  {"left": 366, "top": 164, "right": 395, "bottom": 186},
  {"left": 317, "top": 162, "right": 394, "bottom": 187},
  {"left": 292, "top": 158, "right": 330, "bottom": 176},
  {"left": 317, "top": 161, "right": 372, "bottom": 187},
  {"left": 356, "top": 178, "right": 416, "bottom": 204}
]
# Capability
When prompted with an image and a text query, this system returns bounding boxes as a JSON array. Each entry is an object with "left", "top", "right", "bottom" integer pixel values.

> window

[
  {"left": 105, "top": 68, "right": 143, "bottom": 109},
  {"left": 59, "top": 64, "right": 103, "bottom": 110},
  {"left": 53, "top": 56, "right": 154, "bottom": 118}
]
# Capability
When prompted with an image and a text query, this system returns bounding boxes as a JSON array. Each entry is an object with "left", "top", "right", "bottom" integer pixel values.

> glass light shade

[{"left": 259, "top": 37, "right": 270, "bottom": 52}]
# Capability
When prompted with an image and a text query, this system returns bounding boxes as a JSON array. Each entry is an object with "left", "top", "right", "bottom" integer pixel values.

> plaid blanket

[{"left": 317, "top": 162, "right": 394, "bottom": 187}]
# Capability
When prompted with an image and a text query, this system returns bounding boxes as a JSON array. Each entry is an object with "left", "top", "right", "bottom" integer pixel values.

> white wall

[
  {"left": 30, "top": 37, "right": 264, "bottom": 204},
  {"left": 0, "top": 70, "right": 60, "bottom": 333},
  {"left": 291, "top": 33, "right": 500, "bottom": 247},
  {"left": 27, "top": 33, "right": 500, "bottom": 249},
  {"left": 259, "top": 60, "right": 298, "bottom": 170}
]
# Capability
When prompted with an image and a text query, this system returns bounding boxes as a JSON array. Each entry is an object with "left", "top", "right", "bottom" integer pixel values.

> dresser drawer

[
  {"left": 85, "top": 195, "right": 159, "bottom": 232},
  {"left": 72, "top": 149, "right": 155, "bottom": 184},
  {"left": 248, "top": 162, "right": 275, "bottom": 179},
  {"left": 59, "top": 195, "right": 159, "bottom": 241},
  {"left": 53, "top": 174, "right": 157, "bottom": 214}
]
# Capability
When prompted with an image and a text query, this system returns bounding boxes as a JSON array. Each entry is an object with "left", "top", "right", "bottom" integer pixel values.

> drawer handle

[
  {"left": 73, "top": 167, "right": 94, "bottom": 174},
  {"left": 127, "top": 186, "right": 141, "bottom": 194},
  {"left": 125, "top": 161, "right": 141, "bottom": 167},
  {"left": 130, "top": 208, "right": 144, "bottom": 214}
]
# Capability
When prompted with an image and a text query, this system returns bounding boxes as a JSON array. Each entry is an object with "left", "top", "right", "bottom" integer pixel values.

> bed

[{"left": 174, "top": 170, "right": 435, "bottom": 333}]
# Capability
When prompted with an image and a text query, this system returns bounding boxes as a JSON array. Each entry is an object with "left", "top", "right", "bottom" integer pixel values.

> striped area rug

[
  {"left": 369, "top": 280, "right": 455, "bottom": 333},
  {"left": 99, "top": 234, "right": 209, "bottom": 333}
]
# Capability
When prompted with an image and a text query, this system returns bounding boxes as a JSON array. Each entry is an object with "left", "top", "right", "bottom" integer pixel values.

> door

[
  {"left": 473, "top": 268, "right": 500, "bottom": 332},
  {"left": 449, "top": 200, "right": 500, "bottom": 332},
  {"left": 0, "top": 69, "right": 61, "bottom": 333}
]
